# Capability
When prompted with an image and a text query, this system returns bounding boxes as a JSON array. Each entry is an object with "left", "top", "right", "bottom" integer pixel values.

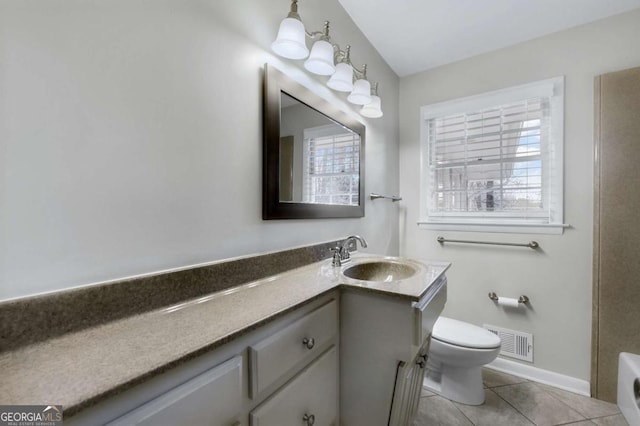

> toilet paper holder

[{"left": 488, "top": 292, "right": 530, "bottom": 304}]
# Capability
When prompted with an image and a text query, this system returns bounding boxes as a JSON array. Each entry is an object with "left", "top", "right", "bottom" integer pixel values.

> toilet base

[{"left": 424, "top": 364, "right": 486, "bottom": 405}]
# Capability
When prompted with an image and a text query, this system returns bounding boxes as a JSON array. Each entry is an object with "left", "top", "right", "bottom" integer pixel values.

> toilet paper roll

[{"left": 497, "top": 297, "right": 520, "bottom": 308}]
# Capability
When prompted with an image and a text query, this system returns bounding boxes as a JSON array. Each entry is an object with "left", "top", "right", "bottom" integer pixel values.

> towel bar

[{"left": 437, "top": 236, "right": 539, "bottom": 249}]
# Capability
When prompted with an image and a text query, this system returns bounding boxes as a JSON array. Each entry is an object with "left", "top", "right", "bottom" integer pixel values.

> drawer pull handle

[
  {"left": 302, "top": 337, "right": 315, "bottom": 350},
  {"left": 416, "top": 354, "right": 428, "bottom": 368},
  {"left": 302, "top": 413, "right": 315, "bottom": 425}
]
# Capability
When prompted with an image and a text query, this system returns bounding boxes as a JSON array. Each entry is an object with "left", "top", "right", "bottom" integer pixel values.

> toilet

[{"left": 424, "top": 316, "right": 502, "bottom": 405}]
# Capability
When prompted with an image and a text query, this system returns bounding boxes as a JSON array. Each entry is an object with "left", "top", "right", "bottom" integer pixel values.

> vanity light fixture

[
  {"left": 304, "top": 21, "right": 335, "bottom": 75},
  {"left": 271, "top": 0, "right": 308, "bottom": 59},
  {"left": 271, "top": 0, "right": 383, "bottom": 118},
  {"left": 360, "top": 82, "right": 383, "bottom": 118},
  {"left": 347, "top": 64, "right": 372, "bottom": 105},
  {"left": 327, "top": 46, "right": 354, "bottom": 92}
]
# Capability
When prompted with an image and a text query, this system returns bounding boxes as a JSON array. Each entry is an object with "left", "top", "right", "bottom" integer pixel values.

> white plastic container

[{"left": 618, "top": 352, "right": 640, "bottom": 425}]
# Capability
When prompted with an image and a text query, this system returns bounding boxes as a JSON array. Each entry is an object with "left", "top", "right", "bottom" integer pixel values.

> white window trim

[{"left": 418, "top": 76, "right": 568, "bottom": 235}]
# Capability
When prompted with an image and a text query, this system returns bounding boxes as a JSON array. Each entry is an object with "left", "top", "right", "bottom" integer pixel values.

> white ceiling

[{"left": 338, "top": 0, "right": 640, "bottom": 77}]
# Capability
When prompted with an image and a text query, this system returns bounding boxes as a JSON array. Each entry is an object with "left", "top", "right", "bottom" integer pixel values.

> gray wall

[
  {"left": 0, "top": 0, "right": 400, "bottom": 301},
  {"left": 399, "top": 9, "right": 640, "bottom": 382}
]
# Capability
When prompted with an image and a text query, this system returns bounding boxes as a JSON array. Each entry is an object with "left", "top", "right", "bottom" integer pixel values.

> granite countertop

[{"left": 0, "top": 254, "right": 449, "bottom": 417}]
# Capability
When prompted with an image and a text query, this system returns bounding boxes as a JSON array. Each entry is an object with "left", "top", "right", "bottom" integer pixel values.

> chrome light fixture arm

[
  {"left": 283, "top": 0, "right": 331, "bottom": 43},
  {"left": 331, "top": 44, "right": 368, "bottom": 80},
  {"left": 352, "top": 63, "right": 368, "bottom": 81},
  {"left": 273, "top": 0, "right": 382, "bottom": 116},
  {"left": 305, "top": 20, "right": 331, "bottom": 41},
  {"left": 285, "top": 0, "right": 302, "bottom": 20},
  {"left": 332, "top": 43, "right": 349, "bottom": 64},
  {"left": 371, "top": 82, "right": 380, "bottom": 96}
]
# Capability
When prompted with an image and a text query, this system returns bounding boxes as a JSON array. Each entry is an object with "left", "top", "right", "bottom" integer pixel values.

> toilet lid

[{"left": 432, "top": 317, "right": 501, "bottom": 349}]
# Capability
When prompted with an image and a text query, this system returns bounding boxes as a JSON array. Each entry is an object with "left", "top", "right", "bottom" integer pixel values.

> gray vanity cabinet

[
  {"left": 68, "top": 293, "right": 340, "bottom": 426},
  {"left": 249, "top": 346, "right": 338, "bottom": 426},
  {"left": 66, "top": 270, "right": 447, "bottom": 426},
  {"left": 106, "top": 356, "right": 243, "bottom": 426},
  {"left": 340, "top": 276, "right": 447, "bottom": 426}
]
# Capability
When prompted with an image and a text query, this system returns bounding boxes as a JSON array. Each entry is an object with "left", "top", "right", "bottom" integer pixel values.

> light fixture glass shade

[
  {"left": 304, "top": 39, "right": 335, "bottom": 75},
  {"left": 360, "top": 95, "right": 383, "bottom": 118},
  {"left": 271, "top": 17, "right": 309, "bottom": 60},
  {"left": 327, "top": 62, "right": 354, "bottom": 92},
  {"left": 347, "top": 79, "right": 372, "bottom": 105}
]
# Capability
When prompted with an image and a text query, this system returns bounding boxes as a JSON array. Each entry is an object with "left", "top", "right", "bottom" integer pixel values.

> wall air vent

[{"left": 483, "top": 324, "right": 533, "bottom": 362}]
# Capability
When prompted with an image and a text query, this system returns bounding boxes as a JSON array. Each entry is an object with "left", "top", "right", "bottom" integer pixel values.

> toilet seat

[{"left": 432, "top": 317, "right": 501, "bottom": 349}]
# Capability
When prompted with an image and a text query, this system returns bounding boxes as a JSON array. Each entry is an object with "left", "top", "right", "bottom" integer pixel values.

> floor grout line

[
  {"left": 450, "top": 398, "right": 475, "bottom": 425},
  {"left": 489, "top": 386, "right": 538, "bottom": 425},
  {"left": 587, "top": 413, "right": 623, "bottom": 420},
  {"left": 485, "top": 381, "right": 530, "bottom": 389},
  {"left": 529, "top": 381, "right": 593, "bottom": 423},
  {"left": 418, "top": 371, "right": 624, "bottom": 426}
]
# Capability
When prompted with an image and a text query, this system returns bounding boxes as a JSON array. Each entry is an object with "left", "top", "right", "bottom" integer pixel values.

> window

[
  {"left": 303, "top": 125, "right": 360, "bottom": 205},
  {"left": 419, "top": 77, "right": 565, "bottom": 234}
]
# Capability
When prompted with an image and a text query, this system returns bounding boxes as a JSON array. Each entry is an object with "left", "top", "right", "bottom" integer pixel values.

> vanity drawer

[
  {"left": 250, "top": 346, "right": 338, "bottom": 426},
  {"left": 106, "top": 355, "right": 242, "bottom": 426},
  {"left": 249, "top": 299, "right": 337, "bottom": 398}
]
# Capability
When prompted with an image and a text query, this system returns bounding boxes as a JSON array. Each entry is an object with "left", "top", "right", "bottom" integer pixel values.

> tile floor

[{"left": 415, "top": 369, "right": 629, "bottom": 426}]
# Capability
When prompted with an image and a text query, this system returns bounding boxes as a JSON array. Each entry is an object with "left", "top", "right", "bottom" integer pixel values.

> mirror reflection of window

[
  {"left": 279, "top": 92, "right": 360, "bottom": 205},
  {"left": 303, "top": 125, "right": 360, "bottom": 206}
]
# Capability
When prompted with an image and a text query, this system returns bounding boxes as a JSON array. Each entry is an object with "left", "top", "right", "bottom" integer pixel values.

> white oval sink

[{"left": 342, "top": 260, "right": 418, "bottom": 282}]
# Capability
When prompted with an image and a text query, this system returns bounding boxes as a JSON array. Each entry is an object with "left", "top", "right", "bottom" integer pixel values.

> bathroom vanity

[
  {"left": 75, "top": 293, "right": 342, "bottom": 426},
  {"left": 341, "top": 272, "right": 447, "bottom": 424},
  {"left": 0, "top": 254, "right": 449, "bottom": 426}
]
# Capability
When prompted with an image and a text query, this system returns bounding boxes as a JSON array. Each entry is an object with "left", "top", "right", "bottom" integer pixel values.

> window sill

[{"left": 417, "top": 220, "right": 569, "bottom": 235}]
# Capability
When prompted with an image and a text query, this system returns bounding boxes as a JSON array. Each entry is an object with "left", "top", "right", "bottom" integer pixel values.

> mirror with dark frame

[{"left": 263, "top": 64, "right": 365, "bottom": 219}]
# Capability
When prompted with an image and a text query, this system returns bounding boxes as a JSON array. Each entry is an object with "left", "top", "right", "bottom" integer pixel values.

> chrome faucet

[{"left": 331, "top": 235, "right": 368, "bottom": 267}]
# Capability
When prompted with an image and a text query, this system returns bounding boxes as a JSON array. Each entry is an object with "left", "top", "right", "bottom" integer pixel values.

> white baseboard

[{"left": 487, "top": 357, "right": 591, "bottom": 397}]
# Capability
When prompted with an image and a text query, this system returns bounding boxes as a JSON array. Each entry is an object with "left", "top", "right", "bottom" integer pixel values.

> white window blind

[
  {"left": 303, "top": 125, "right": 360, "bottom": 205},
  {"left": 419, "top": 77, "right": 565, "bottom": 234}
]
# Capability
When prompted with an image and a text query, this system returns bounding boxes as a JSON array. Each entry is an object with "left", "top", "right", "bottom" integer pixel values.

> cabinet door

[
  {"left": 107, "top": 355, "right": 243, "bottom": 426},
  {"left": 250, "top": 346, "right": 338, "bottom": 426},
  {"left": 389, "top": 342, "right": 429, "bottom": 426}
]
